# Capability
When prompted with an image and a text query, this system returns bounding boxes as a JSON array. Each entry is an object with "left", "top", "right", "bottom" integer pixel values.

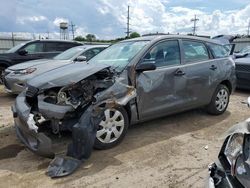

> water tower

[{"left": 60, "top": 22, "right": 69, "bottom": 40}]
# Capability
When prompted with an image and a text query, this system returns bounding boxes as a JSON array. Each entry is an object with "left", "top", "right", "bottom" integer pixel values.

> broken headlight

[
  {"left": 56, "top": 80, "right": 94, "bottom": 109},
  {"left": 224, "top": 133, "right": 244, "bottom": 174}
]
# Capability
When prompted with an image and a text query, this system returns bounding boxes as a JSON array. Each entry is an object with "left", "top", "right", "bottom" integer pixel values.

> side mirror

[
  {"left": 76, "top": 56, "right": 87, "bottom": 62},
  {"left": 136, "top": 61, "right": 156, "bottom": 72},
  {"left": 18, "top": 49, "right": 28, "bottom": 56},
  {"left": 248, "top": 97, "right": 250, "bottom": 108}
]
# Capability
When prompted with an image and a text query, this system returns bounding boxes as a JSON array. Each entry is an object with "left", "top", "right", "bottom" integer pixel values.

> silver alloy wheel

[
  {"left": 96, "top": 108, "right": 125, "bottom": 144},
  {"left": 215, "top": 88, "right": 229, "bottom": 112}
]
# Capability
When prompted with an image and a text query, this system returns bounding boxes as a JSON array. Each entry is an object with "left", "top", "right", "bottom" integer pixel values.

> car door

[
  {"left": 180, "top": 40, "right": 214, "bottom": 106},
  {"left": 12, "top": 42, "right": 45, "bottom": 63},
  {"left": 136, "top": 40, "right": 189, "bottom": 121}
]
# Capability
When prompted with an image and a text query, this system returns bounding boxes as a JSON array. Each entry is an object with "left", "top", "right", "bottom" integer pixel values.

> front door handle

[
  {"left": 174, "top": 69, "right": 185, "bottom": 76},
  {"left": 210, "top": 65, "right": 217, "bottom": 70}
]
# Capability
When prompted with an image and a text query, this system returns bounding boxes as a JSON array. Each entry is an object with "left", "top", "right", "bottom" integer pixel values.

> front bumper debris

[
  {"left": 47, "top": 156, "right": 82, "bottom": 178},
  {"left": 12, "top": 93, "right": 54, "bottom": 158}
]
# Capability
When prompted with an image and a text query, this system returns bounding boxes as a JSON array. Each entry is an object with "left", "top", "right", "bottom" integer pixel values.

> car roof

[
  {"left": 123, "top": 35, "right": 222, "bottom": 45},
  {"left": 29, "top": 39, "right": 82, "bottom": 44}
]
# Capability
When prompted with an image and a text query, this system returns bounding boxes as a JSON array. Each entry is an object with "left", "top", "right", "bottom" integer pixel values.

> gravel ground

[{"left": 0, "top": 85, "right": 250, "bottom": 188}]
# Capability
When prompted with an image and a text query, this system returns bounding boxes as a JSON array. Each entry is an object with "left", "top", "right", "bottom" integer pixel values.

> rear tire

[
  {"left": 94, "top": 106, "right": 129, "bottom": 150},
  {"left": 0, "top": 66, "right": 6, "bottom": 85},
  {"left": 206, "top": 84, "right": 230, "bottom": 115}
]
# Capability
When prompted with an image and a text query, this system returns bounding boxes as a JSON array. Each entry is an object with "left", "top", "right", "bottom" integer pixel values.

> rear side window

[
  {"left": 45, "top": 42, "right": 77, "bottom": 52},
  {"left": 207, "top": 43, "right": 229, "bottom": 58},
  {"left": 182, "top": 41, "right": 209, "bottom": 63},
  {"left": 143, "top": 40, "right": 181, "bottom": 67}
]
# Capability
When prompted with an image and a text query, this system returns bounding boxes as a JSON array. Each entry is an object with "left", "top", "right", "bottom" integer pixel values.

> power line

[
  {"left": 191, "top": 15, "right": 199, "bottom": 35},
  {"left": 69, "top": 21, "right": 76, "bottom": 40}
]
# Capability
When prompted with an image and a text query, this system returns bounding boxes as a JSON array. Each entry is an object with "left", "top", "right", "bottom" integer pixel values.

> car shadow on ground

[{"left": 53, "top": 108, "right": 231, "bottom": 184}]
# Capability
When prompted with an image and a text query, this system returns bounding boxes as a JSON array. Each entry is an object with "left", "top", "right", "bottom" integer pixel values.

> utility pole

[
  {"left": 47, "top": 31, "right": 50, "bottom": 39},
  {"left": 191, "top": 15, "right": 199, "bottom": 35},
  {"left": 69, "top": 21, "right": 76, "bottom": 40},
  {"left": 125, "top": 6, "right": 131, "bottom": 38},
  {"left": 11, "top": 32, "right": 15, "bottom": 47},
  {"left": 247, "top": 20, "right": 250, "bottom": 36}
]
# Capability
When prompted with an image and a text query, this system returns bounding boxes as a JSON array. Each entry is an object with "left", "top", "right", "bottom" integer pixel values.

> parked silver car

[
  {"left": 3, "top": 45, "right": 108, "bottom": 94},
  {"left": 12, "top": 35, "right": 236, "bottom": 178}
]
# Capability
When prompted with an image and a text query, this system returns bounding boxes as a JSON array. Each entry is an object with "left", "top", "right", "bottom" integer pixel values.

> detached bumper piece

[
  {"left": 12, "top": 96, "right": 55, "bottom": 158},
  {"left": 47, "top": 156, "right": 81, "bottom": 178},
  {"left": 13, "top": 92, "right": 101, "bottom": 178}
]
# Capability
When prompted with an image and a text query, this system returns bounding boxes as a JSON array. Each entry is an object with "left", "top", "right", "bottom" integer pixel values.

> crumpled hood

[
  {"left": 7, "top": 59, "right": 69, "bottom": 70},
  {"left": 28, "top": 62, "right": 110, "bottom": 90}
]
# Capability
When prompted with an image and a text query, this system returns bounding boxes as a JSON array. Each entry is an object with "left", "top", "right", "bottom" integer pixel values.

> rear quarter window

[{"left": 207, "top": 43, "right": 229, "bottom": 58}]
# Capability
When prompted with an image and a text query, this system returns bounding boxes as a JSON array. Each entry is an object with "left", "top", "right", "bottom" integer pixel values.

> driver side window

[
  {"left": 24, "top": 43, "right": 44, "bottom": 54},
  {"left": 143, "top": 40, "right": 180, "bottom": 67}
]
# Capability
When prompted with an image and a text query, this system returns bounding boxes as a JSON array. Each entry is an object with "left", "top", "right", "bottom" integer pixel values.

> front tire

[
  {"left": 206, "top": 84, "right": 230, "bottom": 115},
  {"left": 0, "top": 66, "right": 6, "bottom": 85},
  {"left": 94, "top": 106, "right": 129, "bottom": 150}
]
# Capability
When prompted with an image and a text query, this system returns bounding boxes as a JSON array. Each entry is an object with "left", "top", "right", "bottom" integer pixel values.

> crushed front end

[{"left": 12, "top": 64, "right": 136, "bottom": 178}]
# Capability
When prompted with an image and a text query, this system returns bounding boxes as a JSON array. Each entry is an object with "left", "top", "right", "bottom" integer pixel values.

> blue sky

[{"left": 0, "top": 0, "right": 250, "bottom": 39}]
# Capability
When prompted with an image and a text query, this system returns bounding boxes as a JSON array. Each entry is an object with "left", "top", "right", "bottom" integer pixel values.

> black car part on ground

[{"left": 208, "top": 120, "right": 250, "bottom": 187}]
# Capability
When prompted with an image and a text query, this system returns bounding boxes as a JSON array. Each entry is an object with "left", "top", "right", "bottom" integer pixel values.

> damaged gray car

[{"left": 12, "top": 35, "right": 236, "bottom": 178}]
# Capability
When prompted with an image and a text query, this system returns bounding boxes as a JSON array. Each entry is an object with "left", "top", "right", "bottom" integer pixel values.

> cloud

[
  {"left": 53, "top": 17, "right": 69, "bottom": 27},
  {"left": 17, "top": 16, "right": 47, "bottom": 24},
  {"left": 0, "top": 0, "right": 250, "bottom": 39}
]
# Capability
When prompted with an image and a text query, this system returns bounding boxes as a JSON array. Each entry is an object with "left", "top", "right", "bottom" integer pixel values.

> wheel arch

[
  {"left": 0, "top": 61, "right": 11, "bottom": 69},
  {"left": 219, "top": 80, "right": 232, "bottom": 94}
]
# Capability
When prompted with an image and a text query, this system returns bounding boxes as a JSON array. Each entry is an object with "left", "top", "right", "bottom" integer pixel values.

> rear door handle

[
  {"left": 210, "top": 65, "right": 217, "bottom": 70},
  {"left": 174, "top": 69, "right": 185, "bottom": 76}
]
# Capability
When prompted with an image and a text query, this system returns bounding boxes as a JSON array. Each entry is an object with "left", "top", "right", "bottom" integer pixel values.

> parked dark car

[
  {"left": 12, "top": 35, "right": 236, "bottom": 178},
  {"left": 207, "top": 97, "right": 250, "bottom": 188},
  {"left": 234, "top": 46, "right": 250, "bottom": 90},
  {"left": 0, "top": 39, "right": 82, "bottom": 84},
  {"left": 3, "top": 45, "right": 108, "bottom": 94},
  {"left": 235, "top": 57, "right": 250, "bottom": 90}
]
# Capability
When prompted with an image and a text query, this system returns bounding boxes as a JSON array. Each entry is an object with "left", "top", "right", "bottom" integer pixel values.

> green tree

[
  {"left": 130, "top": 32, "right": 140, "bottom": 38},
  {"left": 86, "top": 34, "right": 96, "bottom": 42},
  {"left": 74, "top": 36, "right": 86, "bottom": 42}
]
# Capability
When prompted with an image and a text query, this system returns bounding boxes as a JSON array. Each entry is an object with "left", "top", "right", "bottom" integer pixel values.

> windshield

[
  {"left": 6, "top": 43, "right": 25, "bottom": 53},
  {"left": 53, "top": 46, "right": 84, "bottom": 60},
  {"left": 88, "top": 41, "right": 149, "bottom": 72},
  {"left": 240, "top": 46, "right": 250, "bottom": 54}
]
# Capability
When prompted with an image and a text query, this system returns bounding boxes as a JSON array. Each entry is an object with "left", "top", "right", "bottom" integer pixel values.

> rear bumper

[{"left": 12, "top": 93, "right": 54, "bottom": 158}]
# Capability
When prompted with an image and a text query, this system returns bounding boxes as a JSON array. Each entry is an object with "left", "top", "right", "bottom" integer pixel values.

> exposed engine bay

[{"left": 43, "top": 69, "right": 114, "bottom": 109}]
